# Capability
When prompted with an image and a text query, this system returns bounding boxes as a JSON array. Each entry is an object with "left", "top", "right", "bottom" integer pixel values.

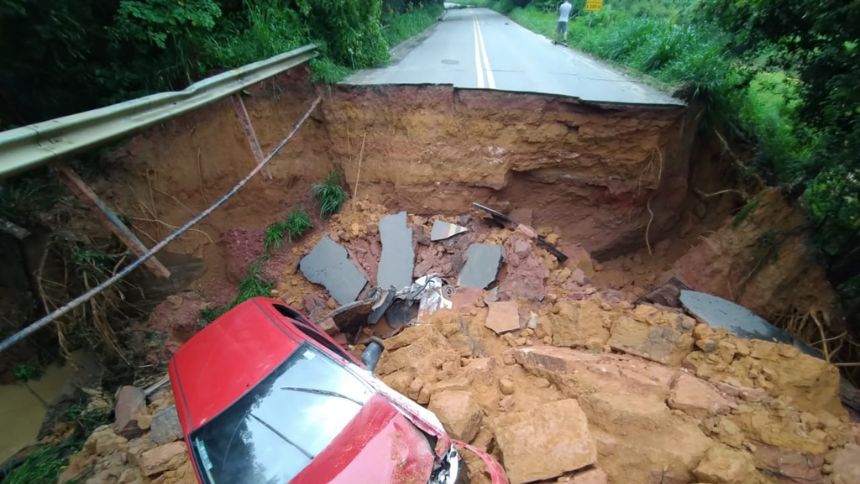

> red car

[{"left": 169, "top": 297, "right": 507, "bottom": 483}]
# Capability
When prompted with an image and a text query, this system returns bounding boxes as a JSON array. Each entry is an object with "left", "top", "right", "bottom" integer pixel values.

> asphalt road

[{"left": 345, "top": 8, "right": 682, "bottom": 106}]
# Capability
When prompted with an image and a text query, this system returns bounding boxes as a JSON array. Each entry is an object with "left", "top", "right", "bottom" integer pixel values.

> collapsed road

[
  {"left": 57, "top": 200, "right": 860, "bottom": 483},
  {"left": 2, "top": 45, "right": 856, "bottom": 484}
]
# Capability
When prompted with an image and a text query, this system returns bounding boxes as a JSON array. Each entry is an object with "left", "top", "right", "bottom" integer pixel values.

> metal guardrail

[{"left": 0, "top": 44, "right": 318, "bottom": 179}]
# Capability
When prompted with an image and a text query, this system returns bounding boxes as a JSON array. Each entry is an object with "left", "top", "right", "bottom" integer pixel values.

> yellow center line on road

[
  {"left": 472, "top": 17, "right": 485, "bottom": 88},
  {"left": 474, "top": 16, "right": 496, "bottom": 89}
]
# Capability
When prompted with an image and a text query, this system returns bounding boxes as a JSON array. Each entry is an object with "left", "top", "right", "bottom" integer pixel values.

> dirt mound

[
  {"left": 375, "top": 294, "right": 856, "bottom": 483},
  {"left": 59, "top": 389, "right": 193, "bottom": 484},
  {"left": 667, "top": 188, "right": 841, "bottom": 326}
]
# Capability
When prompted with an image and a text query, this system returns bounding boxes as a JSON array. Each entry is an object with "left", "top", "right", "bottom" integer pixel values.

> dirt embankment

[
  {"left": 74, "top": 67, "right": 840, "bottom": 331},
  {"left": 26, "top": 64, "right": 852, "bottom": 484}
]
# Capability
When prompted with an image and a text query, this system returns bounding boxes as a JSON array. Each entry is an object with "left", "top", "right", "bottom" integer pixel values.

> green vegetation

[
  {"left": 2, "top": 441, "right": 82, "bottom": 484},
  {"left": 13, "top": 363, "right": 43, "bottom": 382},
  {"left": 0, "top": 0, "right": 444, "bottom": 128},
  {"left": 470, "top": 0, "right": 859, "bottom": 321},
  {"left": 264, "top": 209, "right": 313, "bottom": 250},
  {"left": 64, "top": 402, "right": 112, "bottom": 435},
  {"left": 383, "top": 2, "right": 445, "bottom": 47},
  {"left": 313, "top": 172, "right": 349, "bottom": 219},
  {"left": 199, "top": 258, "right": 274, "bottom": 324}
]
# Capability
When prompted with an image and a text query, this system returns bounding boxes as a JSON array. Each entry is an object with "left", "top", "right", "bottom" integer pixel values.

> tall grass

[
  {"left": 383, "top": 3, "right": 445, "bottom": 47},
  {"left": 504, "top": 3, "right": 815, "bottom": 186},
  {"left": 313, "top": 172, "right": 348, "bottom": 219}
]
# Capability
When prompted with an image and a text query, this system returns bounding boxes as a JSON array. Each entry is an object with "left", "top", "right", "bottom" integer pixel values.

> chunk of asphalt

[
  {"left": 430, "top": 220, "right": 469, "bottom": 241},
  {"left": 377, "top": 211, "right": 414, "bottom": 290},
  {"left": 300, "top": 236, "right": 368, "bottom": 306},
  {"left": 680, "top": 290, "right": 819, "bottom": 357},
  {"left": 458, "top": 243, "right": 503, "bottom": 289}
]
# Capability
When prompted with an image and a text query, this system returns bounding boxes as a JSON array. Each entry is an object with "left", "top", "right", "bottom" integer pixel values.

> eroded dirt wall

[
  {"left": 82, "top": 73, "right": 696, "bottom": 297},
  {"left": 323, "top": 85, "right": 696, "bottom": 257},
  {"left": 88, "top": 67, "right": 332, "bottom": 299}
]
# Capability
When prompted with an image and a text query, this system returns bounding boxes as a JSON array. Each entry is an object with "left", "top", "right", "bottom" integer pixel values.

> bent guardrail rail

[{"left": 0, "top": 44, "right": 318, "bottom": 179}]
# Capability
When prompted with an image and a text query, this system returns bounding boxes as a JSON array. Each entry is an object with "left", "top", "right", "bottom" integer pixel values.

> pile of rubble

[
  {"left": 58, "top": 387, "right": 193, "bottom": 484},
  {"left": 377, "top": 296, "right": 860, "bottom": 483},
  {"left": 59, "top": 202, "right": 860, "bottom": 483}
]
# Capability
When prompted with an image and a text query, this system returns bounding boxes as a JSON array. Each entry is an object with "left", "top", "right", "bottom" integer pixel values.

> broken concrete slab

[
  {"left": 494, "top": 399, "right": 597, "bottom": 483},
  {"left": 299, "top": 236, "right": 368, "bottom": 306},
  {"left": 458, "top": 243, "right": 503, "bottom": 289},
  {"left": 377, "top": 212, "right": 413, "bottom": 289},
  {"left": 680, "top": 290, "right": 818, "bottom": 357},
  {"left": 430, "top": 220, "right": 468, "bottom": 241},
  {"left": 485, "top": 301, "right": 521, "bottom": 334}
]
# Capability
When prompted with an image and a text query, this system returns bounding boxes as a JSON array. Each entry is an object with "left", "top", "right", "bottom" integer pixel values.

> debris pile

[
  {"left": 289, "top": 202, "right": 858, "bottom": 483},
  {"left": 59, "top": 388, "right": 193, "bottom": 484},
  {"left": 59, "top": 201, "right": 860, "bottom": 483}
]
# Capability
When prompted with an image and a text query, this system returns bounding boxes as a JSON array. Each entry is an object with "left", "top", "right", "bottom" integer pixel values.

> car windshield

[{"left": 189, "top": 344, "right": 373, "bottom": 483}]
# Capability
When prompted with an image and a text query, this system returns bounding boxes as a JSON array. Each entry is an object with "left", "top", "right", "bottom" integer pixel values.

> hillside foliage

[
  {"left": 461, "top": 0, "right": 859, "bottom": 318},
  {"left": 0, "top": 0, "right": 442, "bottom": 128}
]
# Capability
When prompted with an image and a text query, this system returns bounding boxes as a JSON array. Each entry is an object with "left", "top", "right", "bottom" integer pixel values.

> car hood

[{"left": 291, "top": 392, "right": 437, "bottom": 483}]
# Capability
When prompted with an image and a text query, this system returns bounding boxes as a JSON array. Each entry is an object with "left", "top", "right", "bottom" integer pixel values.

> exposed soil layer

[
  {"left": 20, "top": 67, "right": 852, "bottom": 482},
  {"left": 65, "top": 68, "right": 839, "bottom": 328}
]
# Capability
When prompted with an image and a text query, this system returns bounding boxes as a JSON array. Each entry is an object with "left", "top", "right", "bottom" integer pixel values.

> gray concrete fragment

[
  {"left": 458, "top": 243, "right": 503, "bottom": 289},
  {"left": 378, "top": 211, "right": 414, "bottom": 289},
  {"left": 680, "top": 290, "right": 819, "bottom": 357},
  {"left": 300, "top": 236, "right": 368, "bottom": 305},
  {"left": 431, "top": 220, "right": 469, "bottom": 241}
]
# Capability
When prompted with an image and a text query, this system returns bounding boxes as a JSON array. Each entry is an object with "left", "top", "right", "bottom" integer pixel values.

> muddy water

[{"left": 0, "top": 351, "right": 99, "bottom": 464}]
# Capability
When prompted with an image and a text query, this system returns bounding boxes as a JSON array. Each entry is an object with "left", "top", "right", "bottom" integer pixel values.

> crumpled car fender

[{"left": 452, "top": 440, "right": 509, "bottom": 484}]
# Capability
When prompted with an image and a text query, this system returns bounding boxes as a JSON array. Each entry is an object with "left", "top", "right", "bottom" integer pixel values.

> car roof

[{"left": 169, "top": 298, "right": 304, "bottom": 431}]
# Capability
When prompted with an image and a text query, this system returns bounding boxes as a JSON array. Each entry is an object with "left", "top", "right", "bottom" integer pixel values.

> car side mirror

[{"left": 361, "top": 337, "right": 385, "bottom": 372}]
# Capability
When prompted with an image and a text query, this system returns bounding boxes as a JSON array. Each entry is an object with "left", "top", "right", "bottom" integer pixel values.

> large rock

[
  {"left": 428, "top": 390, "right": 483, "bottom": 443},
  {"left": 693, "top": 445, "right": 760, "bottom": 484},
  {"left": 570, "top": 467, "right": 608, "bottom": 484},
  {"left": 543, "top": 299, "right": 611, "bottom": 349},
  {"left": 485, "top": 301, "right": 521, "bottom": 334},
  {"left": 830, "top": 444, "right": 860, "bottom": 484},
  {"left": 515, "top": 346, "right": 677, "bottom": 399},
  {"left": 149, "top": 406, "right": 183, "bottom": 445},
  {"left": 139, "top": 441, "right": 188, "bottom": 477},
  {"left": 668, "top": 372, "right": 733, "bottom": 419},
  {"left": 752, "top": 443, "right": 823, "bottom": 483},
  {"left": 493, "top": 399, "right": 597, "bottom": 483},
  {"left": 607, "top": 304, "right": 695, "bottom": 366},
  {"left": 114, "top": 386, "right": 147, "bottom": 439}
]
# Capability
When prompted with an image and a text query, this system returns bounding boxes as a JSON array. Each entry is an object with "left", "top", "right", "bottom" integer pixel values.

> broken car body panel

[{"left": 169, "top": 297, "right": 507, "bottom": 483}]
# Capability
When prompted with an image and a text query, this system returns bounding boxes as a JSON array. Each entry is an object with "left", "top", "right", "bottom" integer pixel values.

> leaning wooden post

[{"left": 54, "top": 165, "right": 171, "bottom": 279}]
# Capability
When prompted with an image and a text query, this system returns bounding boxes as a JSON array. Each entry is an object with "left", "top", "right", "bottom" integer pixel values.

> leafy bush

[
  {"left": 264, "top": 208, "right": 313, "bottom": 250},
  {"left": 199, "top": 258, "right": 274, "bottom": 324},
  {"left": 13, "top": 363, "right": 43, "bottom": 382},
  {"left": 313, "top": 172, "right": 348, "bottom": 219},
  {"left": 1, "top": 0, "right": 443, "bottom": 125},
  {"left": 382, "top": 2, "right": 444, "bottom": 47},
  {"left": 285, "top": 209, "right": 313, "bottom": 242}
]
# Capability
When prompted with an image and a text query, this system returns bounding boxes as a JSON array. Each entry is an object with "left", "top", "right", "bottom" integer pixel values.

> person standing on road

[{"left": 556, "top": 0, "right": 573, "bottom": 45}]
